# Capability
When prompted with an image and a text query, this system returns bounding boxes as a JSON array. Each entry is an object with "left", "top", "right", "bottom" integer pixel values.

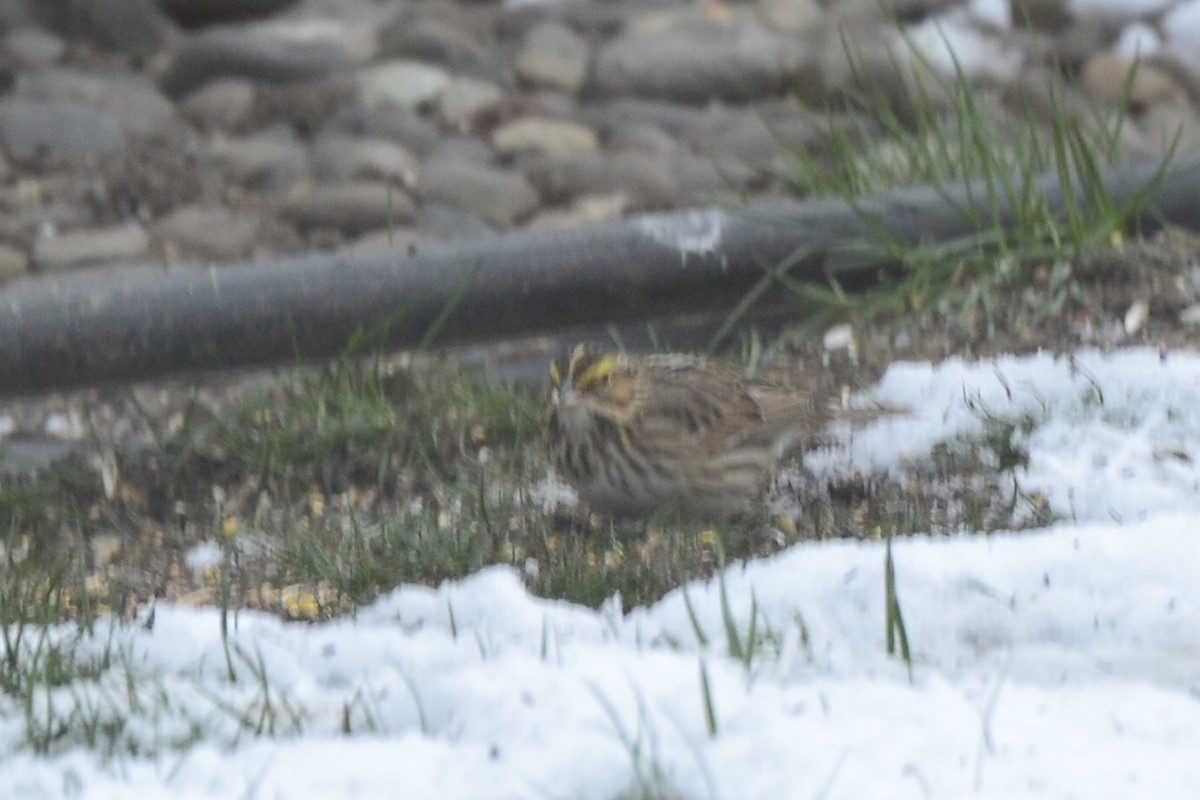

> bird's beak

[{"left": 556, "top": 376, "right": 576, "bottom": 405}]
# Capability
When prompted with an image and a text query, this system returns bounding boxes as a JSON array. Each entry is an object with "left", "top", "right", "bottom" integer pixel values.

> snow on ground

[{"left": 3, "top": 347, "right": 1200, "bottom": 799}]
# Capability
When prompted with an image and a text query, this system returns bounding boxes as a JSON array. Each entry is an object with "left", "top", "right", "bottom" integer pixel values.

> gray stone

[
  {"left": 2, "top": 28, "right": 66, "bottom": 68},
  {"left": 1010, "top": 0, "right": 1074, "bottom": 32},
  {"left": 33, "top": 224, "right": 151, "bottom": 270},
  {"left": 1137, "top": 103, "right": 1200, "bottom": 158},
  {"left": 359, "top": 106, "right": 441, "bottom": 157},
  {"left": 161, "top": 22, "right": 364, "bottom": 97},
  {"left": 380, "top": 15, "right": 500, "bottom": 77},
  {"left": 605, "top": 121, "right": 678, "bottom": 156},
  {"left": 522, "top": 151, "right": 679, "bottom": 209},
  {"left": 527, "top": 194, "right": 630, "bottom": 230},
  {"left": 670, "top": 151, "right": 760, "bottom": 200},
  {"left": 29, "top": 0, "right": 172, "bottom": 52},
  {"left": 281, "top": 181, "right": 417, "bottom": 235},
  {"left": 357, "top": 60, "right": 450, "bottom": 111},
  {"left": 207, "top": 131, "right": 308, "bottom": 190},
  {"left": 681, "top": 103, "right": 816, "bottom": 170},
  {"left": 491, "top": 117, "right": 599, "bottom": 157},
  {"left": 590, "top": 26, "right": 805, "bottom": 103},
  {"left": 416, "top": 202, "right": 496, "bottom": 240},
  {"left": 310, "top": 135, "right": 420, "bottom": 187},
  {"left": 180, "top": 78, "right": 257, "bottom": 131},
  {"left": 584, "top": 98, "right": 706, "bottom": 136},
  {"left": 0, "top": 244, "right": 28, "bottom": 283},
  {"left": 426, "top": 135, "right": 495, "bottom": 167},
  {"left": 0, "top": 100, "right": 126, "bottom": 159},
  {"left": 154, "top": 205, "right": 261, "bottom": 261},
  {"left": 25, "top": 70, "right": 176, "bottom": 139},
  {"left": 419, "top": 160, "right": 539, "bottom": 228},
  {"left": 157, "top": 0, "right": 299, "bottom": 28},
  {"left": 515, "top": 21, "right": 590, "bottom": 93},
  {"left": 438, "top": 76, "right": 504, "bottom": 130},
  {"left": 1082, "top": 52, "right": 1188, "bottom": 107},
  {"left": 757, "top": 0, "right": 822, "bottom": 33}
]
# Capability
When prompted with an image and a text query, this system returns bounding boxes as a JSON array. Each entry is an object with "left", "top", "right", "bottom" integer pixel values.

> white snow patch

[
  {"left": 1163, "top": 0, "right": 1200, "bottom": 69},
  {"left": 1069, "top": 0, "right": 1175, "bottom": 19},
  {"left": 896, "top": 15, "right": 1024, "bottom": 82},
  {"left": 1114, "top": 22, "right": 1164, "bottom": 58},
  {"left": 4, "top": 348, "right": 1200, "bottom": 798}
]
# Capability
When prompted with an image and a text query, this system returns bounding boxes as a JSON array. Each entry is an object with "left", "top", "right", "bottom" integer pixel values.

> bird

[{"left": 544, "top": 343, "right": 836, "bottom": 519}]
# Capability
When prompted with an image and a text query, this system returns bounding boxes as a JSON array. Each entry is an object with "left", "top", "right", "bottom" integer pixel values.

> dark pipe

[{"left": 0, "top": 152, "right": 1195, "bottom": 398}]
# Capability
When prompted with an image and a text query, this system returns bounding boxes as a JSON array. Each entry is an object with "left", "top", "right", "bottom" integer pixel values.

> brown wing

[
  {"left": 740, "top": 387, "right": 823, "bottom": 454},
  {"left": 631, "top": 356, "right": 765, "bottom": 455}
]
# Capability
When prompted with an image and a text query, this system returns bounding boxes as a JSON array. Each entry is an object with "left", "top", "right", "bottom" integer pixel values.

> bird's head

[{"left": 548, "top": 344, "right": 636, "bottom": 421}]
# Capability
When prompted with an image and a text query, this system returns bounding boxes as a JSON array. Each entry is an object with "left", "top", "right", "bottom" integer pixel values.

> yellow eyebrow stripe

[
  {"left": 575, "top": 354, "right": 616, "bottom": 389},
  {"left": 549, "top": 360, "right": 561, "bottom": 385}
]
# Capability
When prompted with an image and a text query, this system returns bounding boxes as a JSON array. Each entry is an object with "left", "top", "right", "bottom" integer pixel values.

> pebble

[
  {"left": 1082, "top": 52, "right": 1188, "bottom": 106},
  {"left": 419, "top": 159, "right": 540, "bottom": 228},
  {"left": 33, "top": 224, "right": 151, "bottom": 270},
  {"left": 161, "top": 22, "right": 364, "bottom": 97},
  {"left": 514, "top": 21, "right": 590, "bottom": 93},
  {"left": 309, "top": 135, "right": 420, "bottom": 188},
  {"left": 281, "top": 180, "right": 417, "bottom": 235},
  {"left": 1179, "top": 303, "right": 1200, "bottom": 326},
  {"left": 416, "top": 202, "right": 496, "bottom": 240},
  {"left": 1123, "top": 298, "right": 1150, "bottom": 335},
  {"left": 681, "top": 103, "right": 815, "bottom": 170},
  {"left": 207, "top": 131, "right": 309, "bottom": 190},
  {"left": 154, "top": 205, "right": 261, "bottom": 261},
  {"left": 35, "top": 0, "right": 172, "bottom": 51},
  {"left": 179, "top": 78, "right": 257, "bottom": 131},
  {"left": 359, "top": 106, "right": 442, "bottom": 157},
  {"left": 491, "top": 117, "right": 599, "bottom": 157},
  {"left": 756, "top": 0, "right": 823, "bottom": 33},
  {"left": 590, "top": 27, "right": 805, "bottom": 103},
  {"left": 158, "top": 0, "right": 299, "bottom": 29},
  {"left": 522, "top": 151, "right": 680, "bottom": 209},
  {"left": 0, "top": 100, "right": 127, "bottom": 159},
  {"left": 0, "top": 244, "right": 29, "bottom": 283},
  {"left": 437, "top": 75, "right": 504, "bottom": 130},
  {"left": 527, "top": 193, "right": 631, "bottom": 230},
  {"left": 24, "top": 70, "right": 176, "bottom": 139},
  {"left": 2, "top": 28, "right": 66, "bottom": 68},
  {"left": 356, "top": 60, "right": 450, "bottom": 111},
  {"left": 381, "top": 13, "right": 501, "bottom": 79}
]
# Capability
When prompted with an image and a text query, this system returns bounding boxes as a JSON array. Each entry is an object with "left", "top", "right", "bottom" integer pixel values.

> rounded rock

[
  {"left": 180, "top": 78, "right": 257, "bottom": 131},
  {"left": 515, "top": 21, "right": 590, "bottom": 94},
  {"left": 158, "top": 0, "right": 299, "bottom": 29},
  {"left": 590, "top": 26, "right": 804, "bottom": 103},
  {"left": 33, "top": 224, "right": 151, "bottom": 270},
  {"left": 281, "top": 180, "right": 416, "bottom": 235},
  {"left": 418, "top": 160, "right": 539, "bottom": 228},
  {"left": 357, "top": 60, "right": 450, "bottom": 111},
  {"left": 26, "top": 70, "right": 177, "bottom": 140},
  {"left": 491, "top": 117, "right": 599, "bottom": 157},
  {"left": 161, "top": 22, "right": 364, "bottom": 98},
  {"left": 154, "top": 205, "right": 262, "bottom": 261},
  {"left": 522, "top": 151, "right": 679, "bottom": 209},
  {"left": 438, "top": 76, "right": 504, "bottom": 131},
  {"left": 2, "top": 28, "right": 66, "bottom": 69},
  {"left": 309, "top": 135, "right": 420, "bottom": 187},
  {"left": 207, "top": 132, "right": 309, "bottom": 190},
  {"left": 0, "top": 100, "right": 127, "bottom": 159}
]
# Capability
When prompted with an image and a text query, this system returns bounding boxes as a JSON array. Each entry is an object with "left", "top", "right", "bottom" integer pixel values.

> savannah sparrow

[{"left": 545, "top": 343, "right": 829, "bottom": 518}]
